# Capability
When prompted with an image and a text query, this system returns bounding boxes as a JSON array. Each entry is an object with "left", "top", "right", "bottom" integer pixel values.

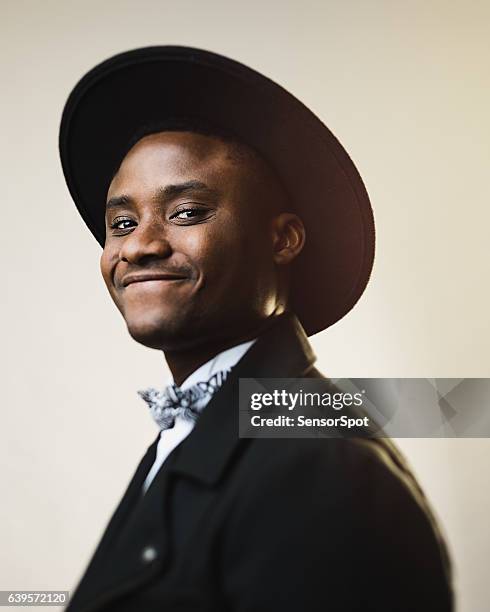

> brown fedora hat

[{"left": 59, "top": 46, "right": 375, "bottom": 336}]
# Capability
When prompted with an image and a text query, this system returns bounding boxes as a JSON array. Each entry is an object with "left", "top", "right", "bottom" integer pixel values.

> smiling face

[{"left": 100, "top": 131, "right": 305, "bottom": 351}]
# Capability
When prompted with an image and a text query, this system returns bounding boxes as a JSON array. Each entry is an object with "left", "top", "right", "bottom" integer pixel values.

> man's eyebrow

[
  {"left": 155, "top": 180, "right": 219, "bottom": 201},
  {"left": 105, "top": 194, "right": 133, "bottom": 211}
]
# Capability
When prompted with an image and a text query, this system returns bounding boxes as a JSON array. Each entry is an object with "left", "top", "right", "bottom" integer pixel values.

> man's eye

[
  {"left": 110, "top": 217, "right": 136, "bottom": 231},
  {"left": 176, "top": 210, "right": 197, "bottom": 219},
  {"left": 170, "top": 207, "right": 210, "bottom": 222}
]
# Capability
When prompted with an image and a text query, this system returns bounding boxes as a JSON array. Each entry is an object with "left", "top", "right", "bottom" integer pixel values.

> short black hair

[
  {"left": 125, "top": 116, "right": 242, "bottom": 153},
  {"left": 114, "top": 116, "right": 253, "bottom": 178}
]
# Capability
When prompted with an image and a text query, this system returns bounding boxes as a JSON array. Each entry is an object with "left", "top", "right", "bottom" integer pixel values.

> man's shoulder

[
  {"left": 241, "top": 434, "right": 413, "bottom": 493},
  {"left": 237, "top": 365, "right": 415, "bottom": 497},
  {"left": 230, "top": 434, "right": 450, "bottom": 564},
  {"left": 233, "top": 433, "right": 439, "bottom": 531}
]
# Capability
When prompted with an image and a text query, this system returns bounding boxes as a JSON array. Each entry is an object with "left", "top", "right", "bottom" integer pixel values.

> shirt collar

[{"left": 167, "top": 338, "right": 258, "bottom": 391}]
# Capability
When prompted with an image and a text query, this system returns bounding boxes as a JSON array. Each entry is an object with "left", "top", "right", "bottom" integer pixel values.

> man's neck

[{"left": 163, "top": 315, "right": 280, "bottom": 387}]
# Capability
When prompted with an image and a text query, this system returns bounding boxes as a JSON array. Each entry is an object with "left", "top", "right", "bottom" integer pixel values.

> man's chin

[{"left": 124, "top": 312, "right": 202, "bottom": 351}]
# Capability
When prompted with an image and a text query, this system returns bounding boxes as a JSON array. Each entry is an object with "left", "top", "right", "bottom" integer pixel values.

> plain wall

[{"left": 2, "top": 1, "right": 489, "bottom": 610}]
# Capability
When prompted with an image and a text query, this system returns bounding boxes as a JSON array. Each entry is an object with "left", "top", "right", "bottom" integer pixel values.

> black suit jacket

[{"left": 66, "top": 313, "right": 453, "bottom": 612}]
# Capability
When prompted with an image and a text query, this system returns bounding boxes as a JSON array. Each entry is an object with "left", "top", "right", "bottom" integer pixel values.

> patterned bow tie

[{"left": 138, "top": 369, "right": 230, "bottom": 430}]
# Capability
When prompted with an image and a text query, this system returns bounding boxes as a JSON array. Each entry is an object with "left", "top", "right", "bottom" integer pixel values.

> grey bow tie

[{"left": 138, "top": 369, "right": 230, "bottom": 430}]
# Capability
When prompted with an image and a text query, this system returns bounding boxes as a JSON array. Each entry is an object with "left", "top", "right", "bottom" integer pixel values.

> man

[{"left": 59, "top": 47, "right": 453, "bottom": 611}]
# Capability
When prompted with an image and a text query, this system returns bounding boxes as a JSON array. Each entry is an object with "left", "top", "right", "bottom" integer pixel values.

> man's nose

[{"left": 119, "top": 221, "right": 172, "bottom": 264}]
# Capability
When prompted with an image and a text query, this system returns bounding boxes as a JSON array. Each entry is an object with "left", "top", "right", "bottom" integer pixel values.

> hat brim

[{"left": 59, "top": 46, "right": 375, "bottom": 336}]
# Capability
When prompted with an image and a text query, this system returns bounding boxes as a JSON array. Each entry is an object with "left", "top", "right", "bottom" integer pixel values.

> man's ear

[{"left": 271, "top": 213, "right": 306, "bottom": 265}]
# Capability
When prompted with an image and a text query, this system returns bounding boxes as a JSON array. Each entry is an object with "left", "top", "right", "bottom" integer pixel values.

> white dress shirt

[{"left": 142, "top": 338, "right": 256, "bottom": 493}]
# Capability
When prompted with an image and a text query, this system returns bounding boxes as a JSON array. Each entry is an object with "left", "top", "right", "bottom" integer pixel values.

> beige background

[{"left": 2, "top": 1, "right": 489, "bottom": 610}]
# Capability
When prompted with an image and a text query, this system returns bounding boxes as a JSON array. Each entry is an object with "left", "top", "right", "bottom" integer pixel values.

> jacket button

[{"left": 141, "top": 546, "right": 158, "bottom": 563}]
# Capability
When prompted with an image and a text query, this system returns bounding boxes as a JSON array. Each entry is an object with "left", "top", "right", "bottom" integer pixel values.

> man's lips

[{"left": 121, "top": 273, "right": 188, "bottom": 287}]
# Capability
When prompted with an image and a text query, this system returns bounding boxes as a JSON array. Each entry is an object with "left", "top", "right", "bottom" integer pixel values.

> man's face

[{"left": 100, "top": 131, "right": 289, "bottom": 351}]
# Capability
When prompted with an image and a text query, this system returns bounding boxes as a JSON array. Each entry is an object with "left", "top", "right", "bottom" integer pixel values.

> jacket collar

[{"left": 168, "top": 311, "right": 316, "bottom": 485}]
